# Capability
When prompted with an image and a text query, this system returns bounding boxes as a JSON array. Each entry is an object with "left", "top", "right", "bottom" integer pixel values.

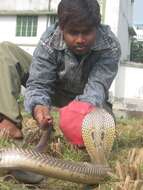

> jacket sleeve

[
  {"left": 76, "top": 37, "right": 121, "bottom": 106},
  {"left": 24, "top": 35, "right": 57, "bottom": 113}
]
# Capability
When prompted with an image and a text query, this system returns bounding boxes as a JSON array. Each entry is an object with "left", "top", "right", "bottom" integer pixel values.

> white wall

[
  {"left": 109, "top": 62, "right": 143, "bottom": 112},
  {"left": 104, "top": 0, "right": 134, "bottom": 62},
  {"left": 110, "top": 62, "right": 143, "bottom": 112},
  {"left": 104, "top": 0, "right": 120, "bottom": 35},
  {"left": 104, "top": 0, "right": 137, "bottom": 110},
  {"left": 117, "top": 0, "right": 134, "bottom": 61},
  {"left": 115, "top": 63, "right": 143, "bottom": 100},
  {"left": 0, "top": 16, "right": 16, "bottom": 42},
  {"left": 0, "top": 0, "right": 60, "bottom": 12},
  {"left": 0, "top": 0, "right": 61, "bottom": 54},
  {"left": 50, "top": 0, "right": 61, "bottom": 11}
]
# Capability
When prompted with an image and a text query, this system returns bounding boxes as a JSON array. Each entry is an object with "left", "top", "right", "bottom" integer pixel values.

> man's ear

[{"left": 59, "top": 24, "right": 64, "bottom": 31}]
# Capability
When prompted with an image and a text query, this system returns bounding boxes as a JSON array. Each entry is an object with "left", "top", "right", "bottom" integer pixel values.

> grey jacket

[{"left": 24, "top": 24, "right": 121, "bottom": 113}]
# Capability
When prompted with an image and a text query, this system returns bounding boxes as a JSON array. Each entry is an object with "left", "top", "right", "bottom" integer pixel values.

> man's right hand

[{"left": 33, "top": 105, "right": 53, "bottom": 130}]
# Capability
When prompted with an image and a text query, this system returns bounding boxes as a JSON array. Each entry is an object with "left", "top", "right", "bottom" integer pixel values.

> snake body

[
  {"left": 0, "top": 148, "right": 110, "bottom": 184},
  {"left": 0, "top": 108, "right": 115, "bottom": 184}
]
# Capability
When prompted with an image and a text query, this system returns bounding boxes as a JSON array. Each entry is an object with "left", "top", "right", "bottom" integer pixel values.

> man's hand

[{"left": 33, "top": 105, "right": 53, "bottom": 130}]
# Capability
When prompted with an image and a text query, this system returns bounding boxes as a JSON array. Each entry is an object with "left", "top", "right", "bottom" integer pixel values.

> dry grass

[{"left": 0, "top": 110, "right": 143, "bottom": 190}]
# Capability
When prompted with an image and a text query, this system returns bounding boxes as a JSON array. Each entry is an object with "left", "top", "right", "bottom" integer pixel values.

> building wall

[
  {"left": 0, "top": 0, "right": 106, "bottom": 54},
  {"left": 0, "top": 0, "right": 61, "bottom": 54},
  {"left": 103, "top": 0, "right": 141, "bottom": 113},
  {"left": 0, "top": 0, "right": 134, "bottom": 59},
  {"left": 117, "top": 0, "right": 134, "bottom": 61},
  {"left": 0, "top": 0, "right": 60, "bottom": 12},
  {"left": 115, "top": 63, "right": 143, "bottom": 99},
  {"left": 112, "top": 62, "right": 143, "bottom": 113},
  {"left": 104, "top": 0, "right": 134, "bottom": 62},
  {"left": 1, "top": 0, "right": 142, "bottom": 114},
  {"left": 0, "top": 15, "right": 47, "bottom": 54},
  {"left": 104, "top": 0, "right": 120, "bottom": 35}
]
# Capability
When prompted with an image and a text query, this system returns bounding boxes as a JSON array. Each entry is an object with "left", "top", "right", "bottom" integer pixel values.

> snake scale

[{"left": 0, "top": 108, "right": 115, "bottom": 185}]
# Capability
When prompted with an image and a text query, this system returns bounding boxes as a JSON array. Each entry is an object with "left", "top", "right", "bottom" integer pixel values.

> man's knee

[{"left": 0, "top": 41, "right": 16, "bottom": 50}]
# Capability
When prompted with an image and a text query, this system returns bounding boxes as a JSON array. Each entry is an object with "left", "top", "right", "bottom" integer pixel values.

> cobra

[{"left": 0, "top": 108, "right": 115, "bottom": 185}]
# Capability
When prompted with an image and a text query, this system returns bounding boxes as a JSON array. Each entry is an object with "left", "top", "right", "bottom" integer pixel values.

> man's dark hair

[{"left": 58, "top": 0, "right": 101, "bottom": 29}]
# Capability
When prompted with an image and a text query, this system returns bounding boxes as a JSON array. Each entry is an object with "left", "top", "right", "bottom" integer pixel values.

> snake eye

[
  {"left": 101, "top": 132, "right": 104, "bottom": 141},
  {"left": 91, "top": 131, "right": 94, "bottom": 140},
  {"left": 0, "top": 152, "right": 2, "bottom": 162}
]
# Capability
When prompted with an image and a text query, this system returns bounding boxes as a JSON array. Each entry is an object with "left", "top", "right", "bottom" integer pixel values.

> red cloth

[{"left": 59, "top": 100, "right": 95, "bottom": 145}]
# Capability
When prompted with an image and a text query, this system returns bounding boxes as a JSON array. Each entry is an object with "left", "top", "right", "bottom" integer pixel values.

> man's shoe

[
  {"left": 12, "top": 170, "right": 44, "bottom": 184},
  {"left": 83, "top": 184, "right": 99, "bottom": 190},
  {"left": 0, "top": 119, "right": 23, "bottom": 139}
]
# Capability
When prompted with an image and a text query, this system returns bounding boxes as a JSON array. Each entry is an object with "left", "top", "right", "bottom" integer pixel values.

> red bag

[{"left": 59, "top": 100, "right": 95, "bottom": 145}]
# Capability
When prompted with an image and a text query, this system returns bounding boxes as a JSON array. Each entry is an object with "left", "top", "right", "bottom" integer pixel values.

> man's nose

[{"left": 76, "top": 34, "right": 85, "bottom": 44}]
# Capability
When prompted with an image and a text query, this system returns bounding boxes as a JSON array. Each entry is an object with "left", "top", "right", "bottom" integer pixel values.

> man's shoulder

[
  {"left": 39, "top": 24, "right": 57, "bottom": 48},
  {"left": 40, "top": 24, "right": 56, "bottom": 41},
  {"left": 99, "top": 24, "right": 110, "bottom": 32},
  {"left": 92, "top": 24, "right": 120, "bottom": 51},
  {"left": 40, "top": 23, "right": 66, "bottom": 50},
  {"left": 98, "top": 24, "right": 116, "bottom": 39}
]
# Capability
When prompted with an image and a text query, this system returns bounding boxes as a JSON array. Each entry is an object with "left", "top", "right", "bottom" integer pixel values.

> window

[
  {"left": 47, "top": 14, "right": 58, "bottom": 27},
  {"left": 16, "top": 16, "right": 38, "bottom": 37}
]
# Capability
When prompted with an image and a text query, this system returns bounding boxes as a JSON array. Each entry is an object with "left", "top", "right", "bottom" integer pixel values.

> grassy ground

[{"left": 0, "top": 109, "right": 143, "bottom": 190}]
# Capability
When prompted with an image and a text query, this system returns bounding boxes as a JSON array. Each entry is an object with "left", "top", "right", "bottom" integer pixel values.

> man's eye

[{"left": 83, "top": 31, "right": 91, "bottom": 35}]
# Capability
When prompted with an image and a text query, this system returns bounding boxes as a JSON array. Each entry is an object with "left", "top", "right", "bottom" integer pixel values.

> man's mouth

[{"left": 74, "top": 46, "right": 87, "bottom": 51}]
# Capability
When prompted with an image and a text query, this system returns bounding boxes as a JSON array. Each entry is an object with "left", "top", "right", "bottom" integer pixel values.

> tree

[{"left": 130, "top": 39, "right": 143, "bottom": 63}]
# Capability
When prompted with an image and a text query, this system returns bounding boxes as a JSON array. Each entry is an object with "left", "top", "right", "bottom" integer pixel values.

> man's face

[{"left": 62, "top": 25, "right": 96, "bottom": 55}]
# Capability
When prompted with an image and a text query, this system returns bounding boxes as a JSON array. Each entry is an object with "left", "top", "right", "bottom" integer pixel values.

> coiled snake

[{"left": 0, "top": 108, "right": 115, "bottom": 185}]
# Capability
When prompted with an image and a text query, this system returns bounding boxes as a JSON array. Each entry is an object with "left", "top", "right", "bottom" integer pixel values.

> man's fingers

[
  {"left": 33, "top": 105, "right": 53, "bottom": 129},
  {"left": 39, "top": 116, "right": 53, "bottom": 130}
]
